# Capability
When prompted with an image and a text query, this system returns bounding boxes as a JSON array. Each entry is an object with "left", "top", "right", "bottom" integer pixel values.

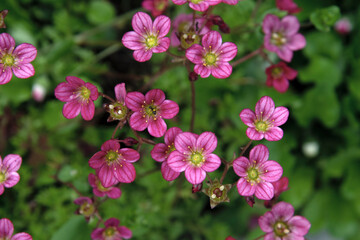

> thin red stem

[{"left": 231, "top": 48, "right": 262, "bottom": 67}]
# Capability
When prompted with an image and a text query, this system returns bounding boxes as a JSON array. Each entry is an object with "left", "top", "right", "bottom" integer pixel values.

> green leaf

[
  {"left": 303, "top": 32, "right": 342, "bottom": 59},
  {"left": 51, "top": 216, "right": 91, "bottom": 240},
  {"left": 310, "top": 6, "right": 341, "bottom": 32},
  {"left": 58, "top": 165, "right": 78, "bottom": 182},
  {"left": 86, "top": 1, "right": 116, "bottom": 25}
]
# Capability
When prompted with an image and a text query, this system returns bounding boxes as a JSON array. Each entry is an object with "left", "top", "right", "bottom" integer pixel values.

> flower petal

[
  {"left": 273, "top": 77, "right": 289, "bottom": 93},
  {"left": 10, "top": 232, "right": 33, "bottom": 240},
  {"left": 0, "top": 185, "right": 4, "bottom": 195},
  {"left": 260, "top": 160, "right": 283, "bottom": 182},
  {"left": 125, "top": 91, "right": 145, "bottom": 111},
  {"left": 194, "top": 64, "right": 211, "bottom": 78},
  {"left": 80, "top": 101, "right": 95, "bottom": 121},
  {"left": 107, "top": 187, "right": 122, "bottom": 199},
  {"left": 211, "top": 62, "right": 232, "bottom": 79},
  {"left": 201, "top": 153, "right": 221, "bottom": 172},
  {"left": 89, "top": 152, "right": 106, "bottom": 169},
  {"left": 288, "top": 216, "right": 311, "bottom": 236},
  {"left": 287, "top": 34, "right": 306, "bottom": 51},
  {"left": 255, "top": 182, "right": 274, "bottom": 200},
  {"left": 258, "top": 211, "right": 276, "bottom": 233},
  {"left": 186, "top": 44, "right": 205, "bottom": 64},
  {"left": 91, "top": 229, "right": 103, "bottom": 239},
  {"left": 85, "top": 82, "right": 99, "bottom": 101},
  {"left": 118, "top": 148, "right": 140, "bottom": 163},
  {"left": 105, "top": 218, "right": 120, "bottom": 227},
  {"left": 185, "top": 166, "right": 206, "bottom": 184},
  {"left": 133, "top": 49, "right": 153, "bottom": 62},
  {"left": 66, "top": 76, "right": 85, "bottom": 87},
  {"left": 115, "top": 83, "right": 126, "bottom": 102},
  {"left": 276, "top": 47, "right": 293, "bottom": 62},
  {"left": 237, "top": 177, "right": 256, "bottom": 196},
  {"left": 175, "top": 132, "right": 197, "bottom": 153},
  {"left": 13, "top": 43, "right": 37, "bottom": 63},
  {"left": 152, "top": 37, "right": 170, "bottom": 53},
  {"left": 217, "top": 42, "right": 237, "bottom": 62},
  {"left": 272, "top": 201, "right": 294, "bottom": 221},
  {"left": 145, "top": 89, "right": 165, "bottom": 105},
  {"left": 4, "top": 172, "right": 20, "bottom": 188},
  {"left": 153, "top": 15, "right": 171, "bottom": 38},
  {"left": 189, "top": 2, "right": 210, "bottom": 12},
  {"left": 196, "top": 132, "right": 217, "bottom": 153},
  {"left": 264, "top": 127, "right": 283, "bottom": 141},
  {"left": 255, "top": 96, "right": 275, "bottom": 121},
  {"left": 246, "top": 127, "right": 264, "bottom": 141},
  {"left": 239, "top": 109, "right": 256, "bottom": 127},
  {"left": 54, "top": 82, "right": 77, "bottom": 102},
  {"left": 167, "top": 150, "right": 188, "bottom": 172},
  {"left": 99, "top": 165, "right": 117, "bottom": 188},
  {"left": 249, "top": 144, "right": 269, "bottom": 164},
  {"left": 270, "top": 106, "right": 289, "bottom": 127},
  {"left": 3, "top": 154, "right": 22, "bottom": 172},
  {"left": 101, "top": 139, "right": 120, "bottom": 152},
  {"left": 161, "top": 161, "right": 180, "bottom": 181},
  {"left": 132, "top": 12, "right": 153, "bottom": 36},
  {"left": 122, "top": 31, "right": 145, "bottom": 50},
  {"left": 202, "top": 31, "right": 222, "bottom": 51},
  {"left": 0, "top": 33, "right": 15, "bottom": 52},
  {"left": 62, "top": 100, "right": 81, "bottom": 119},
  {"left": 12, "top": 63, "right": 35, "bottom": 79},
  {"left": 118, "top": 226, "right": 132, "bottom": 239},
  {"left": 233, "top": 156, "right": 249, "bottom": 177},
  {"left": 148, "top": 118, "right": 167, "bottom": 137},
  {"left": 114, "top": 162, "right": 136, "bottom": 183},
  {"left": 164, "top": 127, "right": 182, "bottom": 145},
  {"left": 262, "top": 14, "right": 281, "bottom": 34},
  {"left": 281, "top": 15, "right": 300, "bottom": 36},
  {"left": 0, "top": 67, "right": 13, "bottom": 85},
  {"left": 129, "top": 111, "right": 148, "bottom": 132},
  {"left": 0, "top": 218, "right": 14, "bottom": 239},
  {"left": 151, "top": 143, "right": 168, "bottom": 162}
]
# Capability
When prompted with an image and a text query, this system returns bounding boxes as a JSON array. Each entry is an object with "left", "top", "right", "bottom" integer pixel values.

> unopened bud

[
  {"left": 0, "top": 10, "right": 8, "bottom": 29},
  {"left": 211, "top": 15, "right": 225, "bottom": 26},
  {"left": 219, "top": 23, "right": 230, "bottom": 34},
  {"left": 123, "top": 137, "right": 138, "bottom": 146},
  {"left": 189, "top": 71, "right": 198, "bottom": 82},
  {"left": 335, "top": 18, "right": 352, "bottom": 35},
  {"left": 192, "top": 182, "right": 203, "bottom": 193},
  {"left": 32, "top": 83, "right": 46, "bottom": 102}
]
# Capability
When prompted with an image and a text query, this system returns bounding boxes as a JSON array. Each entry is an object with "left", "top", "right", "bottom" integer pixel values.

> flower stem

[
  {"left": 190, "top": 80, "right": 196, "bottom": 132},
  {"left": 220, "top": 162, "right": 230, "bottom": 184},
  {"left": 231, "top": 48, "right": 262, "bottom": 67},
  {"left": 239, "top": 140, "right": 253, "bottom": 158},
  {"left": 253, "top": 234, "right": 266, "bottom": 240},
  {"left": 99, "top": 92, "right": 115, "bottom": 102},
  {"left": 111, "top": 121, "right": 124, "bottom": 139}
]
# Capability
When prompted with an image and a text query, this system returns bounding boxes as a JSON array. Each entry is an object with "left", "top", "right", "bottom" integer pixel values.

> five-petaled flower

[
  {"left": 167, "top": 132, "right": 221, "bottom": 184},
  {"left": 125, "top": 89, "right": 179, "bottom": 138},
  {"left": 239, "top": 96, "right": 289, "bottom": 141},
  {"left": 265, "top": 62, "right": 297, "bottom": 93},
  {"left": 88, "top": 172, "right": 122, "bottom": 199},
  {"left": 89, "top": 140, "right": 140, "bottom": 187},
  {"left": 104, "top": 83, "right": 129, "bottom": 122},
  {"left": 186, "top": 31, "right": 237, "bottom": 79},
  {"left": 0, "top": 218, "right": 32, "bottom": 240},
  {"left": 151, "top": 127, "right": 183, "bottom": 181},
  {"left": 258, "top": 201, "right": 311, "bottom": 239},
  {"left": 142, "top": 0, "right": 169, "bottom": 17},
  {"left": 262, "top": 14, "right": 306, "bottom": 62},
  {"left": 122, "top": 12, "right": 170, "bottom": 62},
  {"left": 54, "top": 76, "right": 99, "bottom": 121},
  {"left": 172, "top": 0, "right": 222, "bottom": 12},
  {"left": 276, "top": 0, "right": 301, "bottom": 14},
  {"left": 233, "top": 144, "right": 283, "bottom": 200},
  {"left": 74, "top": 197, "right": 96, "bottom": 221},
  {"left": 91, "top": 218, "right": 132, "bottom": 240},
  {"left": 0, "top": 154, "right": 22, "bottom": 196},
  {"left": 0, "top": 33, "right": 37, "bottom": 85}
]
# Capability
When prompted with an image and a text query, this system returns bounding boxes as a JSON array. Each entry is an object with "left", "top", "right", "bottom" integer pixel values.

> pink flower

[
  {"left": 335, "top": 18, "right": 352, "bottom": 35},
  {"left": 142, "top": 0, "right": 168, "bottom": 17},
  {"left": 151, "top": 127, "right": 182, "bottom": 181},
  {"left": 265, "top": 62, "right": 297, "bottom": 93},
  {"left": 0, "top": 218, "right": 32, "bottom": 240},
  {"left": 171, "top": 13, "right": 210, "bottom": 49},
  {"left": 104, "top": 83, "right": 129, "bottom": 122},
  {"left": 125, "top": 89, "right": 179, "bottom": 138},
  {"left": 167, "top": 132, "right": 221, "bottom": 184},
  {"left": 0, "top": 33, "right": 37, "bottom": 85},
  {"left": 262, "top": 14, "right": 306, "bottom": 62},
  {"left": 54, "top": 76, "right": 99, "bottom": 121},
  {"left": 89, "top": 140, "right": 140, "bottom": 187},
  {"left": 91, "top": 218, "right": 132, "bottom": 240},
  {"left": 239, "top": 96, "right": 289, "bottom": 141},
  {"left": 74, "top": 197, "right": 96, "bottom": 221},
  {"left": 122, "top": 12, "right": 170, "bottom": 62},
  {"left": 172, "top": 0, "right": 222, "bottom": 12},
  {"left": 233, "top": 144, "right": 283, "bottom": 200},
  {"left": 276, "top": 0, "right": 301, "bottom": 14},
  {"left": 88, "top": 172, "right": 121, "bottom": 199},
  {"left": 0, "top": 154, "right": 22, "bottom": 196},
  {"left": 32, "top": 83, "right": 46, "bottom": 102},
  {"left": 186, "top": 31, "right": 237, "bottom": 79},
  {"left": 258, "top": 201, "right": 311, "bottom": 239},
  {"left": 222, "top": 0, "right": 239, "bottom": 5}
]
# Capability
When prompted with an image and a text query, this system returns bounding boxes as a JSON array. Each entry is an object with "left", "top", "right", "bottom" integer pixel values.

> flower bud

[
  {"left": 189, "top": 71, "right": 198, "bottom": 82},
  {"left": 335, "top": 18, "right": 352, "bottom": 35},
  {"left": 32, "top": 83, "right": 46, "bottom": 102},
  {"left": 192, "top": 183, "right": 203, "bottom": 193},
  {"left": 122, "top": 137, "right": 138, "bottom": 146},
  {"left": 203, "top": 179, "right": 231, "bottom": 209},
  {"left": 0, "top": 10, "right": 8, "bottom": 28}
]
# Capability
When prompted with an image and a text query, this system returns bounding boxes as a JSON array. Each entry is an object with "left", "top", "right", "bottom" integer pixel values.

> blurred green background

[{"left": 0, "top": 0, "right": 359, "bottom": 239}]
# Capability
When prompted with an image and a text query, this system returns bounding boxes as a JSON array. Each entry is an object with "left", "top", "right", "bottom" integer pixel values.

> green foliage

[{"left": 310, "top": 6, "right": 341, "bottom": 32}]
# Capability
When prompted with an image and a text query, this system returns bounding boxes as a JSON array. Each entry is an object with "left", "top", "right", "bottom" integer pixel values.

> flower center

[
  {"left": 96, "top": 178, "right": 110, "bottom": 192},
  {"left": 190, "top": 152, "right": 204, "bottom": 166},
  {"left": 1, "top": 54, "right": 15, "bottom": 67},
  {"left": 191, "top": 0, "right": 203, "bottom": 3},
  {"left": 255, "top": 120, "right": 269, "bottom": 132},
  {"left": 0, "top": 172, "right": 5, "bottom": 183},
  {"left": 247, "top": 168, "right": 259, "bottom": 181},
  {"left": 180, "top": 31, "right": 200, "bottom": 49},
  {"left": 108, "top": 102, "right": 128, "bottom": 121},
  {"left": 145, "top": 36, "right": 158, "bottom": 48},
  {"left": 106, "top": 150, "right": 119, "bottom": 164},
  {"left": 274, "top": 221, "right": 290, "bottom": 237},
  {"left": 78, "top": 86, "right": 91, "bottom": 101},
  {"left": 104, "top": 227, "right": 116, "bottom": 237},
  {"left": 271, "top": 32, "right": 287, "bottom": 46},
  {"left": 271, "top": 67, "right": 283, "bottom": 78},
  {"left": 204, "top": 53, "right": 217, "bottom": 66},
  {"left": 155, "top": 0, "right": 166, "bottom": 10},
  {"left": 145, "top": 104, "right": 159, "bottom": 118},
  {"left": 79, "top": 202, "right": 95, "bottom": 217},
  {"left": 166, "top": 143, "right": 176, "bottom": 154}
]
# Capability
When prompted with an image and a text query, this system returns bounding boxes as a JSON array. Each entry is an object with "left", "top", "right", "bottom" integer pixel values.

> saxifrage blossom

[
  {"left": 276, "top": 0, "right": 301, "bottom": 14},
  {"left": 186, "top": 31, "right": 237, "bottom": 79},
  {"left": 335, "top": 18, "right": 352, "bottom": 35},
  {"left": 125, "top": 89, "right": 179, "bottom": 138},
  {"left": 172, "top": 0, "right": 222, "bottom": 12},
  {"left": 91, "top": 218, "right": 132, "bottom": 240},
  {"left": 167, "top": 132, "right": 221, "bottom": 184},
  {"left": 0, "top": 154, "right": 22, "bottom": 196},
  {"left": 142, "top": 0, "right": 168, "bottom": 17},
  {"left": 233, "top": 144, "right": 283, "bottom": 200},
  {"left": 122, "top": 12, "right": 170, "bottom": 62},
  {"left": 239, "top": 96, "right": 289, "bottom": 141},
  {"left": 88, "top": 172, "right": 121, "bottom": 199},
  {"left": 0, "top": 218, "right": 32, "bottom": 240},
  {"left": 262, "top": 14, "right": 306, "bottom": 62},
  {"left": 104, "top": 83, "right": 129, "bottom": 122},
  {"left": 89, "top": 140, "right": 140, "bottom": 187},
  {"left": 151, "top": 127, "right": 183, "bottom": 181},
  {"left": 265, "top": 62, "right": 297, "bottom": 93},
  {"left": 0, "top": 33, "right": 37, "bottom": 85},
  {"left": 74, "top": 197, "right": 96, "bottom": 221},
  {"left": 258, "top": 201, "right": 311, "bottom": 240},
  {"left": 54, "top": 76, "right": 99, "bottom": 121}
]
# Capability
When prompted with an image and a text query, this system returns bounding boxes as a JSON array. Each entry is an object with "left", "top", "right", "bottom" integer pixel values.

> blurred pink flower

[
  {"left": 233, "top": 144, "right": 283, "bottom": 200},
  {"left": 265, "top": 62, "right": 297, "bottom": 93},
  {"left": 122, "top": 12, "right": 170, "bottom": 62},
  {"left": 259, "top": 201, "right": 311, "bottom": 239},
  {"left": 172, "top": 0, "right": 222, "bottom": 12},
  {"left": 142, "top": 0, "right": 168, "bottom": 17},
  {"left": 32, "top": 83, "right": 46, "bottom": 102},
  {"left": 88, "top": 172, "right": 121, "bottom": 199},
  {"left": 167, "top": 132, "right": 221, "bottom": 184},
  {"left": 276, "top": 0, "right": 301, "bottom": 14},
  {"left": 0, "top": 154, "right": 22, "bottom": 196},
  {"left": 0, "top": 33, "right": 37, "bottom": 85},
  {"left": 335, "top": 18, "right": 352, "bottom": 35},
  {"left": 89, "top": 140, "right": 140, "bottom": 187},
  {"left": 74, "top": 197, "right": 96, "bottom": 221},
  {"left": 151, "top": 127, "right": 183, "bottom": 181},
  {"left": 222, "top": 0, "right": 239, "bottom": 5},
  {"left": 125, "top": 89, "right": 179, "bottom": 137},
  {"left": 0, "top": 218, "right": 32, "bottom": 240},
  {"left": 262, "top": 14, "right": 305, "bottom": 62},
  {"left": 186, "top": 31, "right": 237, "bottom": 79},
  {"left": 54, "top": 76, "right": 99, "bottom": 121},
  {"left": 239, "top": 96, "right": 289, "bottom": 141},
  {"left": 91, "top": 218, "right": 132, "bottom": 240}
]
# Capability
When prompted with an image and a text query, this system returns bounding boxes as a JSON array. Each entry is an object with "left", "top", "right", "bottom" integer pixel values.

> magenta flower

[
  {"left": 104, "top": 83, "right": 129, "bottom": 122},
  {"left": 265, "top": 62, "right": 297, "bottom": 93},
  {"left": 54, "top": 76, "right": 99, "bottom": 121},
  {"left": 276, "top": 0, "right": 301, "bottom": 14},
  {"left": 151, "top": 127, "right": 183, "bottom": 181},
  {"left": 262, "top": 14, "right": 306, "bottom": 62},
  {"left": 239, "top": 96, "right": 289, "bottom": 141},
  {"left": 167, "top": 132, "right": 221, "bottom": 184},
  {"left": 0, "top": 154, "right": 22, "bottom": 196},
  {"left": 222, "top": 0, "right": 239, "bottom": 5},
  {"left": 91, "top": 218, "right": 132, "bottom": 240},
  {"left": 142, "top": 0, "right": 168, "bottom": 17},
  {"left": 88, "top": 172, "right": 121, "bottom": 199},
  {"left": 122, "top": 12, "right": 170, "bottom": 62},
  {"left": 125, "top": 89, "right": 179, "bottom": 138},
  {"left": 89, "top": 140, "right": 140, "bottom": 187},
  {"left": 258, "top": 201, "right": 311, "bottom": 239},
  {"left": 0, "top": 218, "right": 32, "bottom": 240},
  {"left": 186, "top": 31, "right": 237, "bottom": 79},
  {"left": 335, "top": 18, "right": 352, "bottom": 35},
  {"left": 233, "top": 144, "right": 283, "bottom": 200},
  {"left": 172, "top": 0, "right": 222, "bottom": 12},
  {"left": 74, "top": 197, "right": 96, "bottom": 221},
  {"left": 0, "top": 33, "right": 37, "bottom": 85}
]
